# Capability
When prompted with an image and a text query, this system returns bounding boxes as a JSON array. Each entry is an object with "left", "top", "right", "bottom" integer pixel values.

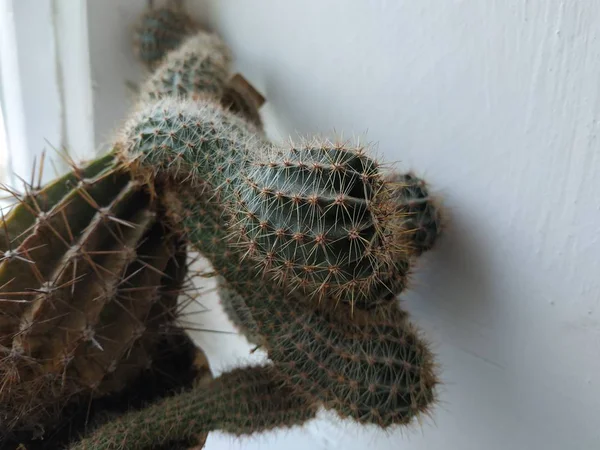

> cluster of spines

[{"left": 0, "top": 152, "right": 191, "bottom": 440}]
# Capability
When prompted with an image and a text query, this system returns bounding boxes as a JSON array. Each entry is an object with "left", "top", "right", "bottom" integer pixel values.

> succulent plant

[
  {"left": 133, "top": 3, "right": 198, "bottom": 70},
  {"left": 138, "top": 30, "right": 232, "bottom": 103},
  {"left": 385, "top": 172, "right": 443, "bottom": 257},
  {"left": 8, "top": 7, "right": 443, "bottom": 447},
  {"left": 69, "top": 365, "right": 318, "bottom": 449},
  {"left": 67, "top": 94, "right": 442, "bottom": 449},
  {"left": 0, "top": 151, "right": 198, "bottom": 442}
]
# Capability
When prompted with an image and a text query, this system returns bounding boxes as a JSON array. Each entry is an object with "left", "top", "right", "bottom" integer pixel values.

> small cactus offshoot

[{"left": 386, "top": 172, "right": 443, "bottom": 258}]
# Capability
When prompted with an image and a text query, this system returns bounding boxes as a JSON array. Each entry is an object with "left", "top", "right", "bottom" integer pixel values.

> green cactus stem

[
  {"left": 69, "top": 365, "right": 318, "bottom": 450},
  {"left": 117, "top": 96, "right": 439, "bottom": 431},
  {"left": 119, "top": 98, "right": 412, "bottom": 307},
  {"left": 0, "top": 152, "right": 190, "bottom": 440},
  {"left": 133, "top": 4, "right": 198, "bottom": 69}
]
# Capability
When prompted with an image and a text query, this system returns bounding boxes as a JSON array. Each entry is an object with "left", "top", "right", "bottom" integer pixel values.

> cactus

[
  {"left": 133, "top": 3, "right": 198, "bottom": 69},
  {"left": 119, "top": 98, "right": 415, "bottom": 308},
  {"left": 386, "top": 172, "right": 443, "bottom": 258},
  {"left": 0, "top": 152, "right": 195, "bottom": 441},
  {"left": 117, "top": 95, "right": 437, "bottom": 412},
  {"left": 7, "top": 327, "right": 212, "bottom": 449},
  {"left": 21, "top": 11, "right": 442, "bottom": 446},
  {"left": 216, "top": 275, "right": 262, "bottom": 346},
  {"left": 139, "top": 30, "right": 232, "bottom": 103},
  {"left": 70, "top": 365, "right": 318, "bottom": 450},
  {"left": 66, "top": 95, "right": 440, "bottom": 449}
]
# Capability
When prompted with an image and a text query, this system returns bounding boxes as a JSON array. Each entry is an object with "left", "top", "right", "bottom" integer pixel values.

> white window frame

[{"left": 0, "top": 0, "right": 95, "bottom": 198}]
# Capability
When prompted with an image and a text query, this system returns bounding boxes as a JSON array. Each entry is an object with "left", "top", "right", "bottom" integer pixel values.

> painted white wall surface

[{"left": 85, "top": 1, "right": 600, "bottom": 449}]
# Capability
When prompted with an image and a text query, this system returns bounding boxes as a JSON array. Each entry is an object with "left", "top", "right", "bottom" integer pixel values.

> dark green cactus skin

[
  {"left": 386, "top": 172, "right": 442, "bottom": 257},
  {"left": 133, "top": 5, "right": 197, "bottom": 69},
  {"left": 69, "top": 365, "right": 318, "bottom": 450},
  {"left": 117, "top": 97, "right": 439, "bottom": 433}
]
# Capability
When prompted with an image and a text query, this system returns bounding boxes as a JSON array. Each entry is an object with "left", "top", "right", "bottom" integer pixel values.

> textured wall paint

[{"left": 89, "top": 1, "right": 600, "bottom": 449}]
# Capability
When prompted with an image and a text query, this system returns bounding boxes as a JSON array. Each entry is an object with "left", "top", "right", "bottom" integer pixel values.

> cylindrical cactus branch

[
  {"left": 138, "top": 31, "right": 233, "bottom": 103},
  {"left": 119, "top": 98, "right": 413, "bottom": 309},
  {"left": 133, "top": 3, "right": 199, "bottom": 70},
  {"left": 69, "top": 365, "right": 318, "bottom": 450},
  {"left": 0, "top": 153, "right": 193, "bottom": 440}
]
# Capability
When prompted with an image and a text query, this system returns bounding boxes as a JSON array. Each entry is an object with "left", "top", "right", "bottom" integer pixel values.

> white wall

[{"left": 88, "top": 1, "right": 600, "bottom": 449}]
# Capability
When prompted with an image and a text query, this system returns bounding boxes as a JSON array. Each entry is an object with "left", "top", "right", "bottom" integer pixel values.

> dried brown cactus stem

[{"left": 0, "top": 152, "right": 194, "bottom": 440}]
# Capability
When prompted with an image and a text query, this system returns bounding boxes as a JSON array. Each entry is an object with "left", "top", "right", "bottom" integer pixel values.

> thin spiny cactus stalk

[{"left": 69, "top": 365, "right": 318, "bottom": 450}]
